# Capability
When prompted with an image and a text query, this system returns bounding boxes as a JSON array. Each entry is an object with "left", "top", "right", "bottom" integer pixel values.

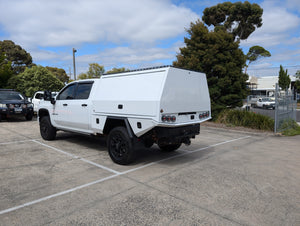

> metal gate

[{"left": 274, "top": 83, "right": 297, "bottom": 133}]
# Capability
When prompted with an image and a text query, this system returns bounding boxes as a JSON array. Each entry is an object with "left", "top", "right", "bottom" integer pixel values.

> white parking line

[
  {"left": 0, "top": 139, "right": 36, "bottom": 145},
  {"left": 32, "top": 140, "right": 121, "bottom": 175},
  {"left": 0, "top": 135, "right": 251, "bottom": 215},
  {"left": 0, "top": 174, "right": 119, "bottom": 215},
  {"left": 121, "top": 135, "right": 251, "bottom": 175}
]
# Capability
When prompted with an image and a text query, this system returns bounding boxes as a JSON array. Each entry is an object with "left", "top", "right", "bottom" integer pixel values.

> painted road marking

[{"left": 0, "top": 135, "right": 251, "bottom": 215}]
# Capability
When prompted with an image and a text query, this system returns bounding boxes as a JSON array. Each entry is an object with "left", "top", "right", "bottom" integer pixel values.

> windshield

[
  {"left": 0, "top": 91, "right": 24, "bottom": 101},
  {"left": 262, "top": 97, "right": 271, "bottom": 101}
]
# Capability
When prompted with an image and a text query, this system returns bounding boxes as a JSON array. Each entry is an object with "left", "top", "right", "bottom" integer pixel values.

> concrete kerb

[{"left": 202, "top": 122, "right": 274, "bottom": 137}]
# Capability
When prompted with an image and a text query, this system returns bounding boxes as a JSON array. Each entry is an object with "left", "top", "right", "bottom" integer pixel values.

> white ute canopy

[
  {"left": 92, "top": 66, "right": 211, "bottom": 136},
  {"left": 38, "top": 66, "right": 211, "bottom": 165}
]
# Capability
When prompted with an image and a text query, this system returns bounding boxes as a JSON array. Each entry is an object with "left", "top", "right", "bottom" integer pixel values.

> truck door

[{"left": 52, "top": 82, "right": 93, "bottom": 132}]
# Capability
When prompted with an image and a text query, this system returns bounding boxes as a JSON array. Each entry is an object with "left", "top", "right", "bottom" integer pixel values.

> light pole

[{"left": 73, "top": 48, "right": 77, "bottom": 80}]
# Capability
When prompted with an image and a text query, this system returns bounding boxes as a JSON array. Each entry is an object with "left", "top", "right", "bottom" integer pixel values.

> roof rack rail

[
  {"left": 129, "top": 65, "right": 172, "bottom": 72},
  {"left": 103, "top": 65, "right": 173, "bottom": 76}
]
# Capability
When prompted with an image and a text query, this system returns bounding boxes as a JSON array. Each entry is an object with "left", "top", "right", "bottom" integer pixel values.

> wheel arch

[
  {"left": 103, "top": 117, "right": 134, "bottom": 138},
  {"left": 38, "top": 108, "right": 50, "bottom": 121}
]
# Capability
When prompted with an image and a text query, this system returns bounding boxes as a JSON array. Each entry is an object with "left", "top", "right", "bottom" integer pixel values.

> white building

[{"left": 247, "top": 75, "right": 297, "bottom": 97}]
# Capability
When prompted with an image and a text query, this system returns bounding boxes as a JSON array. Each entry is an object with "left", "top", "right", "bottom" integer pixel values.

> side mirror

[
  {"left": 44, "top": 90, "right": 56, "bottom": 105},
  {"left": 44, "top": 90, "right": 51, "bottom": 101}
]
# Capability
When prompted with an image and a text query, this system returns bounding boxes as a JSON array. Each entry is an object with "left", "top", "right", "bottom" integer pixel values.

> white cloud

[
  {"left": 287, "top": 0, "right": 300, "bottom": 12},
  {"left": 75, "top": 44, "right": 178, "bottom": 71},
  {"left": 0, "top": 0, "right": 198, "bottom": 48},
  {"left": 240, "top": 0, "right": 300, "bottom": 76},
  {"left": 241, "top": 0, "right": 300, "bottom": 47}
]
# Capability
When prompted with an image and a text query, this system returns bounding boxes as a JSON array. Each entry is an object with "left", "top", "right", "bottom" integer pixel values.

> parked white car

[
  {"left": 31, "top": 91, "right": 58, "bottom": 113},
  {"left": 256, "top": 97, "right": 275, "bottom": 109}
]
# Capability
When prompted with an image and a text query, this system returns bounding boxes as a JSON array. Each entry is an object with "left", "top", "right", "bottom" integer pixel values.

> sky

[{"left": 0, "top": 0, "right": 300, "bottom": 79}]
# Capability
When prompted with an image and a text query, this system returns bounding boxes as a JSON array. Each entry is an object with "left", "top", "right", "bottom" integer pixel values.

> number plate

[{"left": 15, "top": 108, "right": 22, "bottom": 113}]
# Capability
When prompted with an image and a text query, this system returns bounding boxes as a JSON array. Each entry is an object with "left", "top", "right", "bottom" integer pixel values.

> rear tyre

[
  {"left": 40, "top": 116, "right": 56, "bottom": 140},
  {"left": 107, "top": 127, "right": 136, "bottom": 165},
  {"left": 158, "top": 143, "right": 181, "bottom": 152}
]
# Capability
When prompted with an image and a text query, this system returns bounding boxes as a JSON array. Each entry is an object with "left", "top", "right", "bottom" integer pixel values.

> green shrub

[
  {"left": 279, "top": 119, "right": 300, "bottom": 136},
  {"left": 216, "top": 109, "right": 274, "bottom": 131}
]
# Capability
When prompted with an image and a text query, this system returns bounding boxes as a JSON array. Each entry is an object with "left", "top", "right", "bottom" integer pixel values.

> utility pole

[{"left": 73, "top": 48, "right": 77, "bottom": 80}]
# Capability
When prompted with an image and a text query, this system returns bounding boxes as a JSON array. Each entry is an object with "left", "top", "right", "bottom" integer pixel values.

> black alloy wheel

[{"left": 107, "top": 127, "right": 136, "bottom": 165}]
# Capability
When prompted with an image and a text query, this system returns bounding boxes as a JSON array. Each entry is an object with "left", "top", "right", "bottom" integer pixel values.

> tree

[
  {"left": 8, "top": 66, "right": 64, "bottom": 97},
  {"left": 245, "top": 45, "right": 271, "bottom": 74},
  {"left": 173, "top": 20, "right": 248, "bottom": 117},
  {"left": 0, "top": 40, "right": 33, "bottom": 74},
  {"left": 77, "top": 72, "right": 89, "bottom": 80},
  {"left": 173, "top": 2, "right": 263, "bottom": 118},
  {"left": 87, "top": 63, "right": 104, "bottom": 78},
  {"left": 294, "top": 70, "right": 300, "bottom": 91},
  {"left": 46, "top": 66, "right": 69, "bottom": 84},
  {"left": 0, "top": 50, "right": 13, "bottom": 88},
  {"left": 106, "top": 67, "right": 129, "bottom": 74},
  {"left": 77, "top": 63, "right": 105, "bottom": 80},
  {"left": 278, "top": 65, "right": 291, "bottom": 91},
  {"left": 202, "top": 1, "right": 263, "bottom": 41}
]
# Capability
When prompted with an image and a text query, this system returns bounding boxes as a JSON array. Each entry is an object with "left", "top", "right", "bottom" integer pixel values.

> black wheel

[
  {"left": 40, "top": 116, "right": 56, "bottom": 140},
  {"left": 107, "top": 127, "right": 136, "bottom": 165},
  {"left": 25, "top": 112, "right": 33, "bottom": 121},
  {"left": 158, "top": 143, "right": 181, "bottom": 152}
]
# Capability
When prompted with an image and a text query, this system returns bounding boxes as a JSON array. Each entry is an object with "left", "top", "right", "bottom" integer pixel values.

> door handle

[
  {"left": 63, "top": 104, "right": 68, "bottom": 106},
  {"left": 82, "top": 104, "right": 88, "bottom": 107}
]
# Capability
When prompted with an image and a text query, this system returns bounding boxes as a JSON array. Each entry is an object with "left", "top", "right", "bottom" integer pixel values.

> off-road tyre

[
  {"left": 40, "top": 116, "right": 56, "bottom": 140},
  {"left": 107, "top": 127, "right": 136, "bottom": 165}
]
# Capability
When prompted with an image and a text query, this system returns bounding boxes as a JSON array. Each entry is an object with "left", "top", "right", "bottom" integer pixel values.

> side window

[
  {"left": 36, "top": 93, "right": 43, "bottom": 99},
  {"left": 57, "top": 84, "right": 76, "bottom": 100},
  {"left": 75, "top": 83, "right": 93, "bottom": 99}
]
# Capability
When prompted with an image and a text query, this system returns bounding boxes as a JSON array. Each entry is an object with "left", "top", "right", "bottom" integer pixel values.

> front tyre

[
  {"left": 107, "top": 127, "right": 136, "bottom": 165},
  {"left": 40, "top": 116, "right": 56, "bottom": 140}
]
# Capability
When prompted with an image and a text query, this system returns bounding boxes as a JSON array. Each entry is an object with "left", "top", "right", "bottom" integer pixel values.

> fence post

[{"left": 274, "top": 83, "right": 278, "bottom": 133}]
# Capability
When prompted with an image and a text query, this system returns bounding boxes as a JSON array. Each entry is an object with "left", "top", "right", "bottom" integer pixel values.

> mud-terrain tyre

[
  {"left": 107, "top": 127, "right": 136, "bottom": 165},
  {"left": 40, "top": 116, "right": 56, "bottom": 140},
  {"left": 158, "top": 143, "right": 181, "bottom": 152}
]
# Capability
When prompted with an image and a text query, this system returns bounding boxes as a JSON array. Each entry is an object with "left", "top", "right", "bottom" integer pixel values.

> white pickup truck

[
  {"left": 38, "top": 66, "right": 211, "bottom": 164},
  {"left": 256, "top": 97, "right": 275, "bottom": 109}
]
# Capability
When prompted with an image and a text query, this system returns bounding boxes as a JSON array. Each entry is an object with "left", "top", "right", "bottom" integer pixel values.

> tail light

[
  {"left": 199, "top": 111, "right": 210, "bottom": 119},
  {"left": 161, "top": 115, "right": 176, "bottom": 123}
]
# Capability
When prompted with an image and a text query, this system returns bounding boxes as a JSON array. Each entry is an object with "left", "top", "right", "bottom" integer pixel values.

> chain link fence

[{"left": 274, "top": 83, "right": 298, "bottom": 133}]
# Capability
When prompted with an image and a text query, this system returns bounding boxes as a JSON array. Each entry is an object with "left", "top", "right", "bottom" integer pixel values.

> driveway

[{"left": 0, "top": 119, "right": 299, "bottom": 225}]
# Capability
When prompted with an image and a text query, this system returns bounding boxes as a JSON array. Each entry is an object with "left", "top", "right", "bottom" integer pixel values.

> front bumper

[{"left": 0, "top": 107, "right": 33, "bottom": 116}]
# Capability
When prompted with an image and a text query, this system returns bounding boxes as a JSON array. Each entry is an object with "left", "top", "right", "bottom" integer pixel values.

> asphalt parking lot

[{"left": 0, "top": 118, "right": 300, "bottom": 225}]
